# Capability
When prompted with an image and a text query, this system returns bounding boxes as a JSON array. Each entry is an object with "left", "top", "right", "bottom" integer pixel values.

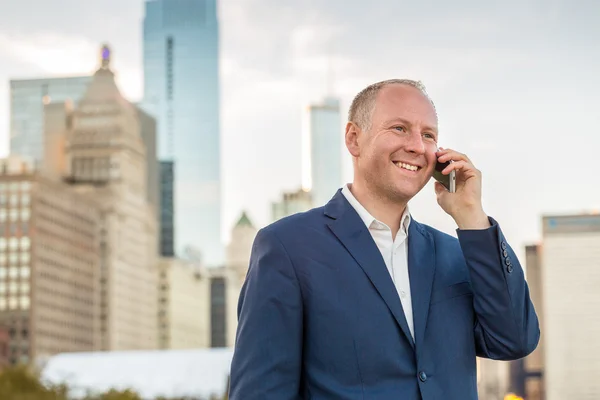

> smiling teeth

[{"left": 395, "top": 162, "right": 419, "bottom": 171}]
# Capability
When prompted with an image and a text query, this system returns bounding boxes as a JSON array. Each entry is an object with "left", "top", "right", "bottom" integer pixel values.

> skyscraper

[
  {"left": 307, "top": 97, "right": 343, "bottom": 207},
  {"left": 142, "top": 0, "right": 222, "bottom": 267},
  {"left": 540, "top": 213, "right": 600, "bottom": 400},
  {"left": 10, "top": 76, "right": 92, "bottom": 163}
]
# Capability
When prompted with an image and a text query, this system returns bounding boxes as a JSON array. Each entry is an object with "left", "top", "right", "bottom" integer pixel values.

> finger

[
  {"left": 437, "top": 149, "right": 471, "bottom": 163},
  {"left": 441, "top": 160, "right": 476, "bottom": 175}
]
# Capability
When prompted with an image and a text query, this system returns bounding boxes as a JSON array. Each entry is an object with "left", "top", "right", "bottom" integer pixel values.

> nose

[{"left": 404, "top": 131, "right": 426, "bottom": 155}]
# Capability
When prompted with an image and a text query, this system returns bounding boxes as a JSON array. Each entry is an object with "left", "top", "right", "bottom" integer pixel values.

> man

[{"left": 229, "top": 79, "right": 539, "bottom": 399}]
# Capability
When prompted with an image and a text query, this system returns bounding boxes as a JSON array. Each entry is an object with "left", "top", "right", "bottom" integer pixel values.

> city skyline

[{"left": 0, "top": 0, "right": 599, "bottom": 257}]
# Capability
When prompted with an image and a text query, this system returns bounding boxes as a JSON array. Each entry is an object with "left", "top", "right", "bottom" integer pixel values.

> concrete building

[
  {"left": 44, "top": 45, "right": 159, "bottom": 351},
  {"left": 0, "top": 156, "right": 101, "bottom": 365},
  {"left": 271, "top": 188, "right": 312, "bottom": 222},
  {"left": 540, "top": 213, "right": 600, "bottom": 400},
  {"left": 10, "top": 76, "right": 92, "bottom": 163},
  {"left": 223, "top": 211, "right": 257, "bottom": 347},
  {"left": 0, "top": 326, "right": 10, "bottom": 370},
  {"left": 158, "top": 258, "right": 210, "bottom": 349},
  {"left": 159, "top": 160, "right": 175, "bottom": 257},
  {"left": 508, "top": 244, "right": 545, "bottom": 400},
  {"left": 142, "top": 0, "right": 223, "bottom": 267},
  {"left": 306, "top": 97, "right": 343, "bottom": 207}
]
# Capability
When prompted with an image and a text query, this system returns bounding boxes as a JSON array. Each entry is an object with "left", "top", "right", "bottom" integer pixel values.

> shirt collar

[{"left": 341, "top": 184, "right": 411, "bottom": 234}]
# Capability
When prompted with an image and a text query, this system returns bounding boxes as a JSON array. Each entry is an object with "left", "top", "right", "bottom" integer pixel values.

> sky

[{"left": 0, "top": 0, "right": 599, "bottom": 261}]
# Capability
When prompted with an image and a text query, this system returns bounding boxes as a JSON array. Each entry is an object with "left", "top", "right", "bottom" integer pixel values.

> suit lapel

[
  {"left": 325, "top": 190, "right": 415, "bottom": 349},
  {"left": 407, "top": 221, "right": 436, "bottom": 353}
]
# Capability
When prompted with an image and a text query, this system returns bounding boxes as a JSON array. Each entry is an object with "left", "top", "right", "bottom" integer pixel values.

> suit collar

[
  {"left": 325, "top": 189, "right": 436, "bottom": 354},
  {"left": 339, "top": 184, "right": 411, "bottom": 234}
]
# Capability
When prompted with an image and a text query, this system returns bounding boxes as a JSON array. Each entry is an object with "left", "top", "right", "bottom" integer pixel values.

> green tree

[{"left": 0, "top": 364, "right": 68, "bottom": 400}]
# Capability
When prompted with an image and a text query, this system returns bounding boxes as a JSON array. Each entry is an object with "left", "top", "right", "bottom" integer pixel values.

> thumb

[
  {"left": 434, "top": 181, "right": 446, "bottom": 196},
  {"left": 434, "top": 181, "right": 449, "bottom": 204}
]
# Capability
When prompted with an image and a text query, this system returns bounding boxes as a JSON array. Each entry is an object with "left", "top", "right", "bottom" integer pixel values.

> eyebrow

[{"left": 383, "top": 117, "right": 438, "bottom": 134}]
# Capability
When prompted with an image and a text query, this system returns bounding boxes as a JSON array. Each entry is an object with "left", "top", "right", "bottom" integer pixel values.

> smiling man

[{"left": 229, "top": 79, "right": 540, "bottom": 400}]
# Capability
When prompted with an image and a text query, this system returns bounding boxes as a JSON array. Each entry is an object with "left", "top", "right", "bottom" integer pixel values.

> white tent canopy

[{"left": 40, "top": 348, "right": 234, "bottom": 399}]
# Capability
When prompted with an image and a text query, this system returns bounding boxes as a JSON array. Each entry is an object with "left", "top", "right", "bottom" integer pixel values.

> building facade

[
  {"left": 0, "top": 157, "right": 101, "bottom": 365},
  {"left": 10, "top": 76, "right": 92, "bottom": 163},
  {"left": 307, "top": 97, "right": 343, "bottom": 207},
  {"left": 46, "top": 46, "right": 159, "bottom": 351},
  {"left": 271, "top": 188, "right": 313, "bottom": 222},
  {"left": 541, "top": 213, "right": 600, "bottom": 400},
  {"left": 142, "top": 0, "right": 222, "bottom": 267},
  {"left": 159, "top": 160, "right": 175, "bottom": 257},
  {"left": 158, "top": 258, "right": 210, "bottom": 349}
]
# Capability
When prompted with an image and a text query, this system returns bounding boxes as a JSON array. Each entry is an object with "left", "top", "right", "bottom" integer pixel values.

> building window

[
  {"left": 0, "top": 266, "right": 6, "bottom": 277},
  {"left": 21, "top": 209, "right": 30, "bottom": 221},
  {"left": 9, "top": 238, "right": 18, "bottom": 250},
  {"left": 0, "top": 195, "right": 6, "bottom": 206},
  {"left": 9, "top": 267, "right": 18, "bottom": 279},
  {"left": 9, "top": 195, "right": 18, "bottom": 206},
  {"left": 20, "top": 237, "right": 30, "bottom": 249},
  {"left": 21, "top": 182, "right": 30, "bottom": 191},
  {"left": 20, "top": 283, "right": 29, "bottom": 294},
  {"left": 20, "top": 252, "right": 29, "bottom": 263},
  {"left": 9, "top": 282, "right": 18, "bottom": 294},
  {"left": 20, "top": 266, "right": 30, "bottom": 279},
  {"left": 0, "top": 209, "right": 6, "bottom": 221},
  {"left": 8, "top": 297, "right": 17, "bottom": 310},
  {"left": 20, "top": 297, "right": 29, "bottom": 310}
]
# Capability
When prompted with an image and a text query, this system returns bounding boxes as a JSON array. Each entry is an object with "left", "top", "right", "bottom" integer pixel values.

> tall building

[
  {"left": 307, "top": 97, "right": 343, "bottom": 207},
  {"left": 10, "top": 76, "right": 92, "bottom": 163},
  {"left": 508, "top": 244, "right": 545, "bottom": 400},
  {"left": 224, "top": 211, "right": 257, "bottom": 347},
  {"left": 142, "top": 0, "right": 222, "bottom": 267},
  {"left": 271, "top": 188, "right": 312, "bottom": 222},
  {"left": 541, "top": 213, "right": 600, "bottom": 400},
  {"left": 46, "top": 45, "right": 159, "bottom": 351},
  {"left": 159, "top": 161, "right": 175, "bottom": 257},
  {"left": 157, "top": 258, "right": 210, "bottom": 349},
  {"left": 0, "top": 156, "right": 101, "bottom": 365}
]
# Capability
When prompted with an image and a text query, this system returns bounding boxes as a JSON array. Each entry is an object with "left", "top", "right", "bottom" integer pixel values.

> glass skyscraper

[
  {"left": 308, "top": 97, "right": 343, "bottom": 207},
  {"left": 10, "top": 76, "right": 92, "bottom": 163},
  {"left": 142, "top": 0, "right": 222, "bottom": 266}
]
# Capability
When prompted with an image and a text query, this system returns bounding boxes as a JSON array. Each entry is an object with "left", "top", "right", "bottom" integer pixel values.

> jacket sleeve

[
  {"left": 228, "top": 227, "right": 303, "bottom": 400},
  {"left": 456, "top": 217, "right": 540, "bottom": 360}
]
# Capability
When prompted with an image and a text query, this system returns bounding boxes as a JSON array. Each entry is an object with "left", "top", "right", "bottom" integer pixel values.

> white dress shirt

[{"left": 341, "top": 184, "right": 414, "bottom": 340}]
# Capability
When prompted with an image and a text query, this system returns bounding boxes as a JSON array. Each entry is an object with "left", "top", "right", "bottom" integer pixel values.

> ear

[{"left": 345, "top": 121, "right": 361, "bottom": 158}]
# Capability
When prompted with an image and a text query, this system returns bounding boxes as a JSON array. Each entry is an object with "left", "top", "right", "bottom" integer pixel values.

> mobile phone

[{"left": 433, "top": 159, "right": 456, "bottom": 193}]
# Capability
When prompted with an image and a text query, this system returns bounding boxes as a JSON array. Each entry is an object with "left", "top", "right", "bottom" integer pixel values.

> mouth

[{"left": 393, "top": 161, "right": 422, "bottom": 172}]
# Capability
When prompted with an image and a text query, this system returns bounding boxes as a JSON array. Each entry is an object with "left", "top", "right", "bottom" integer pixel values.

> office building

[
  {"left": 0, "top": 156, "right": 101, "bottom": 365},
  {"left": 224, "top": 211, "right": 257, "bottom": 346},
  {"left": 508, "top": 244, "right": 545, "bottom": 400},
  {"left": 271, "top": 188, "right": 313, "bottom": 222},
  {"left": 541, "top": 213, "right": 600, "bottom": 400},
  {"left": 159, "top": 161, "right": 175, "bottom": 257},
  {"left": 10, "top": 76, "right": 92, "bottom": 163},
  {"left": 158, "top": 258, "right": 210, "bottom": 349},
  {"left": 46, "top": 45, "right": 159, "bottom": 351},
  {"left": 307, "top": 97, "right": 343, "bottom": 207},
  {"left": 142, "top": 0, "right": 222, "bottom": 266}
]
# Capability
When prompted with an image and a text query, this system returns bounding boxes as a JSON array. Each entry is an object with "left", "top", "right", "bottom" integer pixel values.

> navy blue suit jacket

[{"left": 229, "top": 189, "right": 540, "bottom": 400}]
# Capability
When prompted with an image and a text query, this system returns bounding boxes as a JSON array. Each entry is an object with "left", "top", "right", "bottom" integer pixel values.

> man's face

[{"left": 354, "top": 84, "right": 439, "bottom": 203}]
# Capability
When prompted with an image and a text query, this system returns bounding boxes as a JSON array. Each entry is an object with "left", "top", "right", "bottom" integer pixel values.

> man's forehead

[{"left": 374, "top": 85, "right": 437, "bottom": 122}]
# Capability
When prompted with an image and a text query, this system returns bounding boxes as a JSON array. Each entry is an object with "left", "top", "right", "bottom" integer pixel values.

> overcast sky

[{"left": 0, "top": 0, "right": 598, "bottom": 259}]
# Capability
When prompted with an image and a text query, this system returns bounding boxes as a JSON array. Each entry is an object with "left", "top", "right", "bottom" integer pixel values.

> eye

[
  {"left": 394, "top": 126, "right": 406, "bottom": 132},
  {"left": 423, "top": 132, "right": 436, "bottom": 141}
]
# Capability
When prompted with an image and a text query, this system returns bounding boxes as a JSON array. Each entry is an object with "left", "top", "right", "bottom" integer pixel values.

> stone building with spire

[{"left": 43, "top": 44, "right": 159, "bottom": 351}]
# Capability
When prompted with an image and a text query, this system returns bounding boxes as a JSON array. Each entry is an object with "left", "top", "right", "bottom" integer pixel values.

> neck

[{"left": 349, "top": 178, "right": 408, "bottom": 236}]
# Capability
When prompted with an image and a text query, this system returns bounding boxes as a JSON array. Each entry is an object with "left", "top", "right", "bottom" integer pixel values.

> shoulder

[{"left": 254, "top": 206, "right": 326, "bottom": 247}]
